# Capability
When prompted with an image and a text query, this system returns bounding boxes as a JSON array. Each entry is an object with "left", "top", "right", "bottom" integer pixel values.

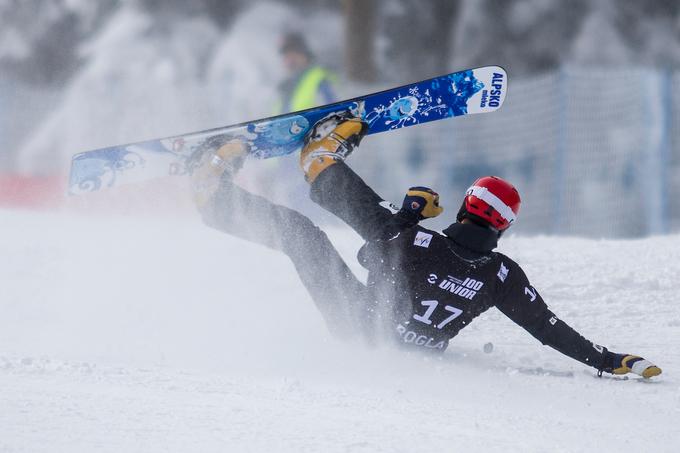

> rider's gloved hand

[
  {"left": 400, "top": 186, "right": 444, "bottom": 221},
  {"left": 600, "top": 351, "right": 662, "bottom": 378}
]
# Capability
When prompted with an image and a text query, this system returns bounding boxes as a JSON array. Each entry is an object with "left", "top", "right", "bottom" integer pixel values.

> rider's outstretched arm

[{"left": 495, "top": 257, "right": 661, "bottom": 377}]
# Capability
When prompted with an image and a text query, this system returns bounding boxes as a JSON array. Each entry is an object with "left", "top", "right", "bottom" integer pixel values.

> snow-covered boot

[{"left": 191, "top": 139, "right": 247, "bottom": 208}]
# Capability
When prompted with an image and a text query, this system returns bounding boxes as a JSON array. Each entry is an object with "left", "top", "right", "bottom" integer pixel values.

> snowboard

[{"left": 68, "top": 66, "right": 507, "bottom": 194}]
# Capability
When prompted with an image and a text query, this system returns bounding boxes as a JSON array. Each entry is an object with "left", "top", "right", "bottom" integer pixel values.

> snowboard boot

[
  {"left": 191, "top": 139, "right": 247, "bottom": 208},
  {"left": 300, "top": 115, "right": 368, "bottom": 183}
]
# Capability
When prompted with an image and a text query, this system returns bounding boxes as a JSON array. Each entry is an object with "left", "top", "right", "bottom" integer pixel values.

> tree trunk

[
  {"left": 343, "top": 0, "right": 378, "bottom": 82},
  {"left": 431, "top": 0, "right": 460, "bottom": 76}
]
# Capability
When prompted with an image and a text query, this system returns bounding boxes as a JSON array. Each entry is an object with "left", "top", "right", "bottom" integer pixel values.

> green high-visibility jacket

[{"left": 276, "top": 65, "right": 337, "bottom": 114}]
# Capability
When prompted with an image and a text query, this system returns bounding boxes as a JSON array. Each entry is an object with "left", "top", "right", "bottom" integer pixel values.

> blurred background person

[
  {"left": 246, "top": 31, "right": 340, "bottom": 208},
  {"left": 275, "top": 31, "right": 338, "bottom": 115}
]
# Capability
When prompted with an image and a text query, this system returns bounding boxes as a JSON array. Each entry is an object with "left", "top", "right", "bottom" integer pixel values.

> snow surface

[{"left": 1, "top": 208, "right": 679, "bottom": 452}]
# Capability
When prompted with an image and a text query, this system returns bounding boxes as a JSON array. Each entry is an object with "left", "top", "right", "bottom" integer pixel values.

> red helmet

[{"left": 457, "top": 176, "right": 521, "bottom": 231}]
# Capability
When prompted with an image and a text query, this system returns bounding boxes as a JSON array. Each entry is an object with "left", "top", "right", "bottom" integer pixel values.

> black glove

[{"left": 400, "top": 186, "right": 444, "bottom": 221}]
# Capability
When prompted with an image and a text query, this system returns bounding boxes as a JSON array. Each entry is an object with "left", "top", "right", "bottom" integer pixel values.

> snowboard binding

[
  {"left": 190, "top": 138, "right": 248, "bottom": 208},
  {"left": 300, "top": 112, "right": 368, "bottom": 183}
]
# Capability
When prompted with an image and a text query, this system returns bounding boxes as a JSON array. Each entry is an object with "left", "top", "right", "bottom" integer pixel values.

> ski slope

[{"left": 1, "top": 209, "right": 678, "bottom": 453}]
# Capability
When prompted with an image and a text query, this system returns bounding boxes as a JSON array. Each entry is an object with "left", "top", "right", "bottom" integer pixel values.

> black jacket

[{"left": 311, "top": 163, "right": 607, "bottom": 369}]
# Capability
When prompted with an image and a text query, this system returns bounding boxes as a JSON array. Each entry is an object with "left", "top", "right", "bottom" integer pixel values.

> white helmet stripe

[{"left": 466, "top": 185, "right": 517, "bottom": 224}]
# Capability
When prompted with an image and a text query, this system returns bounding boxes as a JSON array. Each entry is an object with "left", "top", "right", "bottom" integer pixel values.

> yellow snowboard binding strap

[{"left": 300, "top": 114, "right": 368, "bottom": 183}]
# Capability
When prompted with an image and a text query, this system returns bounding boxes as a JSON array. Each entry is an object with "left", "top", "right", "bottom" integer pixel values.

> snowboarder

[{"left": 192, "top": 116, "right": 661, "bottom": 379}]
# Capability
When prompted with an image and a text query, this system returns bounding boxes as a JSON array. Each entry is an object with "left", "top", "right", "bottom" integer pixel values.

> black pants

[{"left": 203, "top": 178, "right": 371, "bottom": 339}]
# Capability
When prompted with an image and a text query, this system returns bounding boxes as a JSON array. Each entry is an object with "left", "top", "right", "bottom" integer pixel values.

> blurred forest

[
  {"left": 1, "top": 0, "right": 679, "bottom": 236},
  {"left": 2, "top": 0, "right": 679, "bottom": 87},
  {"left": 2, "top": 0, "right": 679, "bottom": 162}
]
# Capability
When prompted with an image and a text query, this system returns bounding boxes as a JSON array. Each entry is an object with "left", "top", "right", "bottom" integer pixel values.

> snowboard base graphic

[{"left": 68, "top": 66, "right": 507, "bottom": 194}]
